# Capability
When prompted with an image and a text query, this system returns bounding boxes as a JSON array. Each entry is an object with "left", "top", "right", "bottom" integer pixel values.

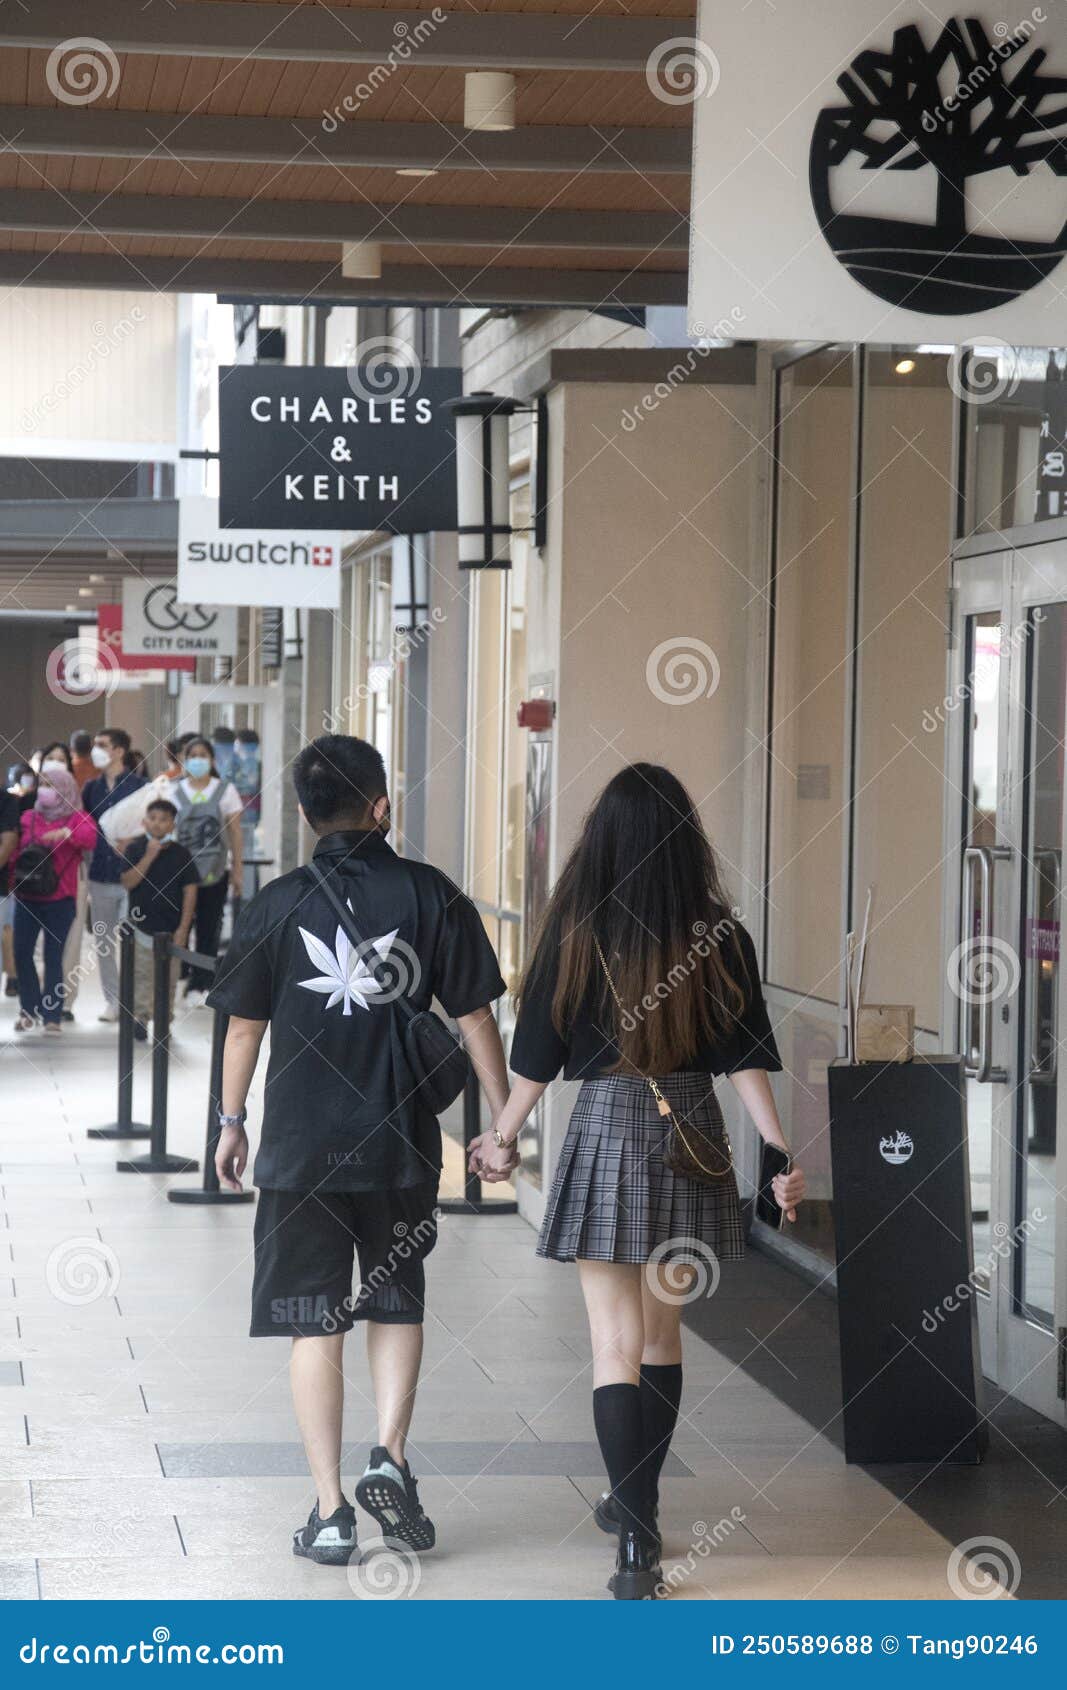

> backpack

[
  {"left": 172, "top": 781, "right": 228, "bottom": 884},
  {"left": 13, "top": 817, "right": 58, "bottom": 900}
]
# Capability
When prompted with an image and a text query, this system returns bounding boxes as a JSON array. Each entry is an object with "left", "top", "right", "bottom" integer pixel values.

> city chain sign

[
  {"left": 688, "top": 2, "right": 1067, "bottom": 345},
  {"left": 218, "top": 365, "right": 461, "bottom": 531},
  {"left": 120, "top": 579, "right": 238, "bottom": 659},
  {"left": 177, "top": 495, "right": 344, "bottom": 609}
]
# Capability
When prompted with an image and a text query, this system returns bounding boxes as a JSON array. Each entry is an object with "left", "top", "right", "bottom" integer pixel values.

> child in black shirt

[{"left": 121, "top": 798, "right": 199, "bottom": 1038}]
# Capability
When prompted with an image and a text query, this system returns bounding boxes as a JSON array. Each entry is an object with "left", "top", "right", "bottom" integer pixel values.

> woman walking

[
  {"left": 12, "top": 766, "right": 97, "bottom": 1033},
  {"left": 469, "top": 764, "right": 805, "bottom": 1599},
  {"left": 164, "top": 737, "right": 243, "bottom": 1003}
]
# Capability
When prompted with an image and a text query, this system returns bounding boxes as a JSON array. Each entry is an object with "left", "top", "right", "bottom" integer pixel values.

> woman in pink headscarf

[{"left": 12, "top": 765, "right": 97, "bottom": 1033}]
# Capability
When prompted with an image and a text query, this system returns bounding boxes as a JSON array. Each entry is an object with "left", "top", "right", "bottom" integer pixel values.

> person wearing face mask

[
  {"left": 38, "top": 742, "right": 74, "bottom": 775},
  {"left": 31, "top": 749, "right": 95, "bottom": 1025},
  {"left": 11, "top": 768, "right": 97, "bottom": 1034},
  {"left": 164, "top": 737, "right": 243, "bottom": 1004},
  {"left": 0, "top": 765, "right": 26, "bottom": 999},
  {"left": 81, "top": 728, "right": 146, "bottom": 1024}
]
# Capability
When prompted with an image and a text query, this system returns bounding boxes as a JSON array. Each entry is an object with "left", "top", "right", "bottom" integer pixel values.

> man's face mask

[{"left": 90, "top": 745, "right": 111, "bottom": 770}]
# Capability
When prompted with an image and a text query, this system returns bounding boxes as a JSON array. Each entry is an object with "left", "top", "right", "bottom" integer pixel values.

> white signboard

[
  {"left": 121, "top": 577, "right": 238, "bottom": 659},
  {"left": 688, "top": 2, "right": 1067, "bottom": 345},
  {"left": 177, "top": 495, "right": 344, "bottom": 609}
]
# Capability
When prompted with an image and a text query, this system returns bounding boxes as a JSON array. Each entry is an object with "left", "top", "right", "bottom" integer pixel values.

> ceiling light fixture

[
  {"left": 464, "top": 71, "right": 516, "bottom": 132},
  {"left": 895, "top": 357, "right": 916, "bottom": 375},
  {"left": 342, "top": 241, "right": 383, "bottom": 280}
]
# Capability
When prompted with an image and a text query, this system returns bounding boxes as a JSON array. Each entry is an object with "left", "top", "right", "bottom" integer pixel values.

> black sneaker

[
  {"left": 292, "top": 1499, "right": 359, "bottom": 1566},
  {"left": 4, "top": 978, "right": 17, "bottom": 998},
  {"left": 356, "top": 1446, "right": 436, "bottom": 1552},
  {"left": 608, "top": 1527, "right": 662, "bottom": 1601},
  {"left": 594, "top": 1491, "right": 661, "bottom": 1557},
  {"left": 61, "top": 1010, "right": 75, "bottom": 1023}
]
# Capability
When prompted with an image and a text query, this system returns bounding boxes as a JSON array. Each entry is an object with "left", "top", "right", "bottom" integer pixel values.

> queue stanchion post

[
  {"left": 438, "top": 1065, "right": 518, "bottom": 1217},
  {"left": 169, "top": 1002, "right": 254, "bottom": 1206},
  {"left": 87, "top": 922, "right": 151, "bottom": 1141},
  {"left": 117, "top": 933, "right": 199, "bottom": 1175}
]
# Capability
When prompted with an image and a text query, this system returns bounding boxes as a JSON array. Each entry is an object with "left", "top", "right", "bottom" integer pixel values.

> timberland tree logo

[
  {"left": 809, "top": 13, "right": 1067, "bottom": 314},
  {"left": 880, "top": 1129, "right": 915, "bottom": 1165}
]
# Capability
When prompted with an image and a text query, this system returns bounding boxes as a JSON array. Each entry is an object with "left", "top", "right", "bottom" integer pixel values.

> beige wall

[
  {"left": 550, "top": 379, "right": 758, "bottom": 895},
  {"left": 0, "top": 623, "right": 155, "bottom": 761},
  {"left": 520, "top": 375, "right": 760, "bottom": 1219},
  {"left": 1, "top": 290, "right": 178, "bottom": 456}
]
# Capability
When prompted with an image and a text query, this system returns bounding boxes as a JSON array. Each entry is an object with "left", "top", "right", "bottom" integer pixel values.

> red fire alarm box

[{"left": 517, "top": 698, "right": 555, "bottom": 731}]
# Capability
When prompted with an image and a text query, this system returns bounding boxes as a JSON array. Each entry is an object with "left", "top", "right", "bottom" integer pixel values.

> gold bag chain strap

[{"left": 592, "top": 936, "right": 733, "bottom": 1179}]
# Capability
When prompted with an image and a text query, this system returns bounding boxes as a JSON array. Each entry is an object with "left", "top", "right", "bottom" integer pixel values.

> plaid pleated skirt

[{"left": 536, "top": 1070, "right": 744, "bottom": 1265}]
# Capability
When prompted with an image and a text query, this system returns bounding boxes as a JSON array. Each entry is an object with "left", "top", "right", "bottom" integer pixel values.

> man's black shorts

[{"left": 250, "top": 1183, "right": 439, "bottom": 1337}]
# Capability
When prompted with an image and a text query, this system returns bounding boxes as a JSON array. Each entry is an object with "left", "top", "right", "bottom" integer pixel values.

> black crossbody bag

[{"left": 308, "top": 859, "right": 470, "bottom": 1116}]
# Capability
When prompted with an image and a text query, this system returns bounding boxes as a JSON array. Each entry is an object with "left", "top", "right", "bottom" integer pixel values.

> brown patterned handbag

[{"left": 594, "top": 938, "right": 733, "bottom": 1185}]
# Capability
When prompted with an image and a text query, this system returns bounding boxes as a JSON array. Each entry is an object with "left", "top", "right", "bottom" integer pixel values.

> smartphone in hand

[{"left": 756, "top": 1143, "right": 792, "bottom": 1229}]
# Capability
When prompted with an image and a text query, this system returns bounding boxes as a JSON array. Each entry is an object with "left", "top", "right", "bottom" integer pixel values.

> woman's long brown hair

[{"left": 516, "top": 763, "right": 749, "bottom": 1075}]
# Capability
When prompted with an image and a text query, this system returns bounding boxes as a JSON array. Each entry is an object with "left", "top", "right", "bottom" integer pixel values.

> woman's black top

[{"left": 509, "top": 921, "right": 782, "bottom": 1084}]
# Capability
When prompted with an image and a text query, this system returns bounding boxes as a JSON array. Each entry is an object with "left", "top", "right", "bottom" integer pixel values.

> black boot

[
  {"left": 594, "top": 1491, "right": 661, "bottom": 1557},
  {"left": 608, "top": 1526, "right": 662, "bottom": 1600}
]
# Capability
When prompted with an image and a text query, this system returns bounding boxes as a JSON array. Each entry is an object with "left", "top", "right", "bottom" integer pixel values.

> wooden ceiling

[{"left": 0, "top": 0, "right": 698, "bottom": 307}]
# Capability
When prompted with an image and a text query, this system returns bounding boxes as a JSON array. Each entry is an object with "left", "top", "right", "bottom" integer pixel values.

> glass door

[{"left": 950, "top": 542, "right": 1067, "bottom": 1424}]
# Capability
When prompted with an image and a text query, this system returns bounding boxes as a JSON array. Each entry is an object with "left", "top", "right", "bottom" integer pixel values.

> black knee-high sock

[
  {"left": 592, "top": 1383, "right": 649, "bottom": 1533},
  {"left": 639, "top": 1362, "right": 683, "bottom": 1501}
]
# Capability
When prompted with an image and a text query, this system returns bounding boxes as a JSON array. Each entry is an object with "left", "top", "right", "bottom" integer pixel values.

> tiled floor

[{"left": 0, "top": 968, "right": 1061, "bottom": 1599}]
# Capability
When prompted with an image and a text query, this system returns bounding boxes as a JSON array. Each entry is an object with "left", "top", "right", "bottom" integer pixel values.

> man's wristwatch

[{"left": 217, "top": 1108, "right": 247, "bottom": 1129}]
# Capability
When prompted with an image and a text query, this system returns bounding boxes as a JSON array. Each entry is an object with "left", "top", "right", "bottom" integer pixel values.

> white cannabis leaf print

[{"left": 297, "top": 908, "right": 399, "bottom": 1016}]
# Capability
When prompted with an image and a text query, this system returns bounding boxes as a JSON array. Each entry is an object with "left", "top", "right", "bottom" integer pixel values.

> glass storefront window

[
  {"left": 766, "top": 348, "right": 853, "bottom": 1009},
  {"left": 764, "top": 347, "right": 956, "bottom": 1266},
  {"left": 854, "top": 351, "right": 953, "bottom": 1035},
  {"left": 961, "top": 347, "right": 1067, "bottom": 536}
]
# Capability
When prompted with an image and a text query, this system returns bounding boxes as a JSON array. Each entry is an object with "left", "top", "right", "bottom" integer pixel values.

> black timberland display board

[{"left": 828, "top": 1058, "right": 987, "bottom": 1465}]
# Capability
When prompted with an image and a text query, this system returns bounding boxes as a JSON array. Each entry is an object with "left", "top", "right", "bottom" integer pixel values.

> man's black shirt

[
  {"left": 123, "top": 837, "right": 200, "bottom": 934},
  {"left": 207, "top": 829, "right": 506, "bottom": 1193}
]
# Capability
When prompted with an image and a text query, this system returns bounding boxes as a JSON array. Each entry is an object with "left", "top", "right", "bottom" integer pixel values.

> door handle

[
  {"left": 962, "top": 844, "right": 1012, "bottom": 1082},
  {"left": 1029, "top": 847, "right": 1060, "bottom": 1086}
]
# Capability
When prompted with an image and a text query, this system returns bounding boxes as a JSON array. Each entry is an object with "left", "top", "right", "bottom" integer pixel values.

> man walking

[
  {"left": 208, "top": 735, "right": 512, "bottom": 1567},
  {"left": 82, "top": 727, "right": 145, "bottom": 1022}
]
